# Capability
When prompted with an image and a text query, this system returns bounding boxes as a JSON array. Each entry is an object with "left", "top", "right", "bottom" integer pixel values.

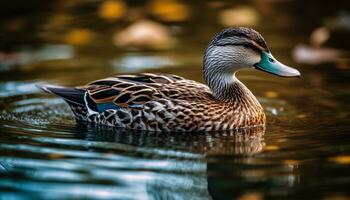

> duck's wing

[
  {"left": 39, "top": 73, "right": 211, "bottom": 115},
  {"left": 85, "top": 73, "right": 201, "bottom": 113}
]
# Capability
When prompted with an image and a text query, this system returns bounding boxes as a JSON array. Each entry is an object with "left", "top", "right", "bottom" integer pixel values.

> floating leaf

[
  {"left": 113, "top": 20, "right": 175, "bottom": 50},
  {"left": 265, "top": 91, "right": 278, "bottom": 98},
  {"left": 99, "top": 0, "right": 126, "bottom": 21},
  {"left": 64, "top": 28, "right": 93, "bottom": 45},
  {"left": 310, "top": 27, "right": 330, "bottom": 47},
  {"left": 283, "top": 160, "right": 299, "bottom": 165},
  {"left": 329, "top": 155, "right": 350, "bottom": 164},
  {"left": 264, "top": 145, "right": 279, "bottom": 151},
  {"left": 237, "top": 192, "right": 263, "bottom": 200},
  {"left": 219, "top": 6, "right": 259, "bottom": 27},
  {"left": 149, "top": 0, "right": 189, "bottom": 22}
]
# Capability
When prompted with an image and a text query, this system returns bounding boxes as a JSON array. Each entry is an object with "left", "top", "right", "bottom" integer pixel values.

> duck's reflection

[
  {"left": 80, "top": 124, "right": 266, "bottom": 155},
  {"left": 75, "top": 125, "right": 267, "bottom": 200}
]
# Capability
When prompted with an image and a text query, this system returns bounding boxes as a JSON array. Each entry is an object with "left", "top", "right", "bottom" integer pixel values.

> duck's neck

[
  {"left": 203, "top": 58, "right": 259, "bottom": 107},
  {"left": 203, "top": 70, "right": 252, "bottom": 101},
  {"left": 203, "top": 46, "right": 263, "bottom": 111}
]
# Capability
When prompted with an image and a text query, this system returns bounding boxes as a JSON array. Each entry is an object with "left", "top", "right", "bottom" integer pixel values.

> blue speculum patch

[{"left": 97, "top": 102, "right": 120, "bottom": 113}]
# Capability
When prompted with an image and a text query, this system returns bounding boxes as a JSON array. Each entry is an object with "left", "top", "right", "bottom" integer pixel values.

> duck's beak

[{"left": 254, "top": 51, "right": 300, "bottom": 78}]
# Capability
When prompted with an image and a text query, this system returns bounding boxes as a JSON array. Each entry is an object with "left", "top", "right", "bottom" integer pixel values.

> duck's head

[
  {"left": 203, "top": 27, "right": 300, "bottom": 88},
  {"left": 203, "top": 27, "right": 300, "bottom": 99}
]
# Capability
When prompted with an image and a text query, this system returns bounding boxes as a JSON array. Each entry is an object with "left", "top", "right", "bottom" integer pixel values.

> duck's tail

[
  {"left": 37, "top": 84, "right": 86, "bottom": 106},
  {"left": 37, "top": 84, "right": 89, "bottom": 120}
]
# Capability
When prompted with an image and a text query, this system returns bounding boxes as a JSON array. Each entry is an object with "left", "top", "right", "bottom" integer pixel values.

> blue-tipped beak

[{"left": 255, "top": 51, "right": 300, "bottom": 78}]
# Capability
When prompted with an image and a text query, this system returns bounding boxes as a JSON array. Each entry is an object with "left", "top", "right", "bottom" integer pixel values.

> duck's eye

[
  {"left": 269, "top": 57, "right": 275, "bottom": 63},
  {"left": 243, "top": 43, "right": 251, "bottom": 49}
]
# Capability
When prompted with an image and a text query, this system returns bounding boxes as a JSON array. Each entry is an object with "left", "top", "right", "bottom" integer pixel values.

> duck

[{"left": 38, "top": 27, "right": 300, "bottom": 132}]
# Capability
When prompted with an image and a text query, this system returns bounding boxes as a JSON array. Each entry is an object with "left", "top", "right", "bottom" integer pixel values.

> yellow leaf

[
  {"left": 113, "top": 20, "right": 175, "bottom": 50},
  {"left": 276, "top": 138, "right": 287, "bottom": 143},
  {"left": 283, "top": 160, "right": 299, "bottom": 165},
  {"left": 329, "top": 155, "right": 350, "bottom": 164},
  {"left": 296, "top": 114, "right": 307, "bottom": 119},
  {"left": 219, "top": 6, "right": 259, "bottom": 27},
  {"left": 99, "top": 0, "right": 126, "bottom": 21},
  {"left": 49, "top": 153, "right": 64, "bottom": 159},
  {"left": 149, "top": 0, "right": 189, "bottom": 22},
  {"left": 264, "top": 145, "right": 279, "bottom": 151},
  {"left": 237, "top": 192, "right": 263, "bottom": 200},
  {"left": 310, "top": 27, "right": 330, "bottom": 47},
  {"left": 265, "top": 91, "right": 278, "bottom": 98},
  {"left": 64, "top": 29, "right": 93, "bottom": 45},
  {"left": 323, "top": 195, "right": 350, "bottom": 200}
]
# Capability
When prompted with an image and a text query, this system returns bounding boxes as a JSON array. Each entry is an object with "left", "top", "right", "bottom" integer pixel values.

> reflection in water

[{"left": 85, "top": 126, "right": 265, "bottom": 157}]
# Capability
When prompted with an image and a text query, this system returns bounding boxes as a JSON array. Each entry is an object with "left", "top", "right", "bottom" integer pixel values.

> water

[{"left": 1, "top": 1, "right": 350, "bottom": 199}]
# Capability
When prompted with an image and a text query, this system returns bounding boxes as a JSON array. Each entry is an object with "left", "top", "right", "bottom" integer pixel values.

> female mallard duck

[{"left": 39, "top": 27, "right": 300, "bottom": 132}]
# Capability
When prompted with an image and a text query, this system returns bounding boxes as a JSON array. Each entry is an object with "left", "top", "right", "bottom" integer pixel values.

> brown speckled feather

[
  {"left": 85, "top": 73, "right": 188, "bottom": 106},
  {"left": 70, "top": 73, "right": 266, "bottom": 132}
]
